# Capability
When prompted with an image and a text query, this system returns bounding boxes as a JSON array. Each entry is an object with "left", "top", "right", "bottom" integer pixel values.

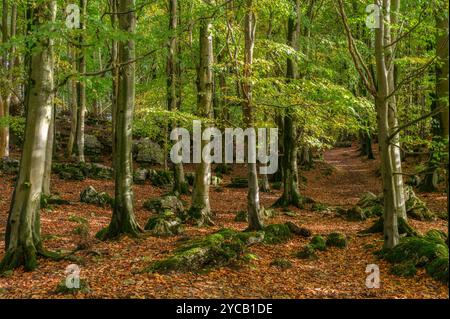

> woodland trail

[{"left": 0, "top": 145, "right": 448, "bottom": 299}]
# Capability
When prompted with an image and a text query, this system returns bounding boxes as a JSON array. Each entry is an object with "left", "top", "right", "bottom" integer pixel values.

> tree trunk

[
  {"left": 375, "top": 0, "right": 399, "bottom": 249},
  {"left": 275, "top": 0, "right": 303, "bottom": 208},
  {"left": 189, "top": 18, "right": 214, "bottom": 226},
  {"left": 100, "top": 0, "right": 142, "bottom": 239},
  {"left": 167, "top": 0, "right": 188, "bottom": 195},
  {"left": 110, "top": 0, "right": 119, "bottom": 171},
  {"left": 242, "top": 0, "right": 263, "bottom": 231},
  {"left": 1, "top": 0, "right": 56, "bottom": 272},
  {"left": 76, "top": 0, "right": 87, "bottom": 162},
  {"left": 42, "top": 104, "right": 55, "bottom": 195},
  {"left": 66, "top": 45, "right": 78, "bottom": 157},
  {"left": 386, "top": 0, "right": 407, "bottom": 221},
  {"left": 0, "top": 0, "right": 10, "bottom": 157}
]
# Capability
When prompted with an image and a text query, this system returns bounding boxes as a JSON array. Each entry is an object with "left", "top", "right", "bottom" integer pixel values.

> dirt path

[
  {"left": 0, "top": 145, "right": 448, "bottom": 299},
  {"left": 302, "top": 146, "right": 381, "bottom": 207}
]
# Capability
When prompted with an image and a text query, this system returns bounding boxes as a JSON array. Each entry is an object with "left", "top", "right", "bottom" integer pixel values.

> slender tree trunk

[
  {"left": 386, "top": 0, "right": 407, "bottom": 221},
  {"left": 76, "top": 0, "right": 87, "bottom": 162},
  {"left": 275, "top": 0, "right": 303, "bottom": 208},
  {"left": 0, "top": 0, "right": 10, "bottom": 157},
  {"left": 100, "top": 0, "right": 142, "bottom": 239},
  {"left": 375, "top": 0, "right": 399, "bottom": 249},
  {"left": 66, "top": 46, "right": 78, "bottom": 157},
  {"left": 1, "top": 0, "right": 56, "bottom": 272},
  {"left": 42, "top": 104, "right": 55, "bottom": 195},
  {"left": 189, "top": 18, "right": 214, "bottom": 226},
  {"left": 110, "top": 0, "right": 119, "bottom": 170},
  {"left": 167, "top": 0, "right": 188, "bottom": 195},
  {"left": 242, "top": 0, "right": 263, "bottom": 230}
]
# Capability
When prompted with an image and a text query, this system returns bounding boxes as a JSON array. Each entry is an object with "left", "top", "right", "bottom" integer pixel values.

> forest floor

[{"left": 0, "top": 144, "right": 448, "bottom": 299}]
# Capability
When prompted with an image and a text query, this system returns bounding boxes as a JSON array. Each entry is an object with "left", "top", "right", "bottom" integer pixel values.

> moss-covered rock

[
  {"left": 344, "top": 206, "right": 367, "bottom": 221},
  {"left": 326, "top": 232, "right": 348, "bottom": 248},
  {"left": 263, "top": 224, "right": 293, "bottom": 244},
  {"left": 52, "top": 162, "right": 113, "bottom": 180},
  {"left": 145, "top": 228, "right": 264, "bottom": 273},
  {"left": 270, "top": 258, "right": 293, "bottom": 269},
  {"left": 379, "top": 234, "right": 449, "bottom": 284},
  {"left": 310, "top": 235, "right": 327, "bottom": 251},
  {"left": 143, "top": 195, "right": 184, "bottom": 215},
  {"left": 425, "top": 229, "right": 448, "bottom": 246},
  {"left": 311, "top": 203, "right": 329, "bottom": 212},
  {"left": 145, "top": 211, "right": 182, "bottom": 237},
  {"left": 55, "top": 278, "right": 90, "bottom": 294},
  {"left": 133, "top": 168, "right": 148, "bottom": 184},
  {"left": 426, "top": 256, "right": 449, "bottom": 284},
  {"left": 80, "top": 186, "right": 113, "bottom": 207},
  {"left": 295, "top": 245, "right": 317, "bottom": 260},
  {"left": 390, "top": 261, "right": 417, "bottom": 278},
  {"left": 148, "top": 169, "right": 174, "bottom": 187},
  {"left": 404, "top": 186, "right": 435, "bottom": 221},
  {"left": 381, "top": 237, "right": 448, "bottom": 266}
]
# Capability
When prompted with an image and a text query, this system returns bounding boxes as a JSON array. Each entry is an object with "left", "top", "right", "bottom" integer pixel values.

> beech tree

[
  {"left": 98, "top": 0, "right": 142, "bottom": 239},
  {"left": 242, "top": 0, "right": 264, "bottom": 231},
  {"left": 189, "top": 6, "right": 214, "bottom": 226},
  {"left": 0, "top": 0, "right": 56, "bottom": 271}
]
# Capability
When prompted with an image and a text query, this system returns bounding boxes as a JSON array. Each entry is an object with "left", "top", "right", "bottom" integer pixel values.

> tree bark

[
  {"left": 386, "top": 0, "right": 407, "bottom": 221},
  {"left": 167, "top": 0, "right": 188, "bottom": 195},
  {"left": 100, "top": 0, "right": 142, "bottom": 239},
  {"left": 1, "top": 0, "right": 56, "bottom": 272},
  {"left": 66, "top": 45, "right": 78, "bottom": 157},
  {"left": 189, "top": 17, "right": 214, "bottom": 226},
  {"left": 76, "top": 0, "right": 87, "bottom": 162},
  {"left": 375, "top": 0, "right": 399, "bottom": 249},
  {"left": 42, "top": 104, "right": 55, "bottom": 195},
  {"left": 242, "top": 0, "right": 263, "bottom": 231},
  {"left": 274, "top": 0, "right": 303, "bottom": 208},
  {"left": 0, "top": 0, "right": 10, "bottom": 157}
]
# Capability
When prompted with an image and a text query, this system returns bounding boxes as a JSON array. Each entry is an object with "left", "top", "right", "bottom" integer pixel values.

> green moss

[
  {"left": 390, "top": 261, "right": 417, "bottom": 278},
  {"left": 149, "top": 170, "right": 173, "bottom": 187},
  {"left": 234, "top": 210, "right": 248, "bottom": 222},
  {"left": 310, "top": 235, "right": 326, "bottom": 251},
  {"left": 326, "top": 232, "right": 348, "bottom": 248},
  {"left": 55, "top": 278, "right": 90, "bottom": 294},
  {"left": 426, "top": 257, "right": 449, "bottom": 284},
  {"left": 425, "top": 229, "right": 448, "bottom": 246},
  {"left": 311, "top": 203, "right": 329, "bottom": 212},
  {"left": 145, "top": 228, "right": 264, "bottom": 273},
  {"left": 263, "top": 224, "right": 293, "bottom": 244},
  {"left": 270, "top": 258, "right": 293, "bottom": 269},
  {"left": 382, "top": 237, "right": 448, "bottom": 266},
  {"left": 361, "top": 217, "right": 418, "bottom": 237},
  {"left": 145, "top": 212, "right": 182, "bottom": 237},
  {"left": 295, "top": 245, "right": 317, "bottom": 260},
  {"left": 95, "top": 226, "right": 109, "bottom": 240}
]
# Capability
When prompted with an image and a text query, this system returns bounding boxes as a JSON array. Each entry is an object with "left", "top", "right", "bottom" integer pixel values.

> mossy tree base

[
  {"left": 96, "top": 221, "right": 143, "bottom": 241},
  {"left": 0, "top": 245, "right": 72, "bottom": 273},
  {"left": 272, "top": 192, "right": 312, "bottom": 209},
  {"left": 186, "top": 206, "right": 214, "bottom": 227},
  {"left": 361, "top": 217, "right": 418, "bottom": 237}
]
